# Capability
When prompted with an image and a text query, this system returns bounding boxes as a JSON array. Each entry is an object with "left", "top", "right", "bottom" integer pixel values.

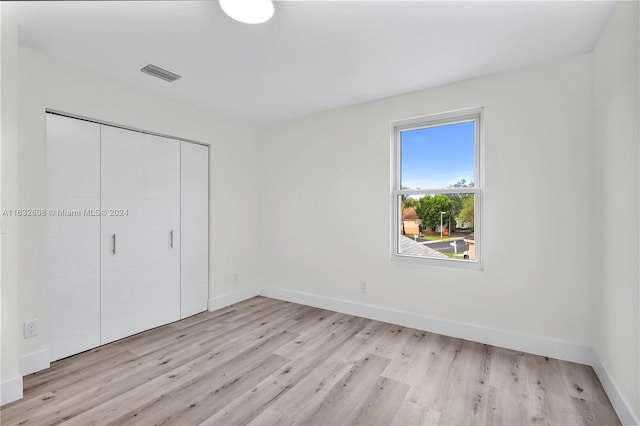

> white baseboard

[
  {"left": 208, "top": 287, "right": 259, "bottom": 312},
  {"left": 259, "top": 286, "right": 593, "bottom": 365},
  {"left": 19, "top": 349, "right": 50, "bottom": 376},
  {"left": 591, "top": 350, "right": 639, "bottom": 425},
  {"left": 1, "top": 375, "right": 23, "bottom": 406}
]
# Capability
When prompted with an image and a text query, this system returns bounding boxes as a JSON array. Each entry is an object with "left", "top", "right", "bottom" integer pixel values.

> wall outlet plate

[
  {"left": 359, "top": 281, "right": 368, "bottom": 294},
  {"left": 24, "top": 319, "right": 38, "bottom": 338}
]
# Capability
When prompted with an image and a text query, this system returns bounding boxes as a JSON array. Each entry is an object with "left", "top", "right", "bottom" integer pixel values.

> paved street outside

[
  {"left": 413, "top": 231, "right": 471, "bottom": 255},
  {"left": 428, "top": 238, "right": 466, "bottom": 254}
]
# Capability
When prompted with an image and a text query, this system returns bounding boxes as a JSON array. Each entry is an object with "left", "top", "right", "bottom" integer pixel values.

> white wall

[
  {"left": 1, "top": 15, "right": 260, "bottom": 399},
  {"left": 1, "top": 3, "right": 24, "bottom": 404},
  {"left": 593, "top": 1, "right": 640, "bottom": 422},
  {"left": 258, "top": 54, "right": 594, "bottom": 351}
]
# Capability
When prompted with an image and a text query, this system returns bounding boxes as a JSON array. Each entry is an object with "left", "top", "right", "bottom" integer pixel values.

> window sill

[{"left": 391, "top": 254, "right": 484, "bottom": 271}]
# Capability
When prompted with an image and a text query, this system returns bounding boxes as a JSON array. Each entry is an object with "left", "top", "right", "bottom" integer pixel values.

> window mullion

[{"left": 396, "top": 188, "right": 477, "bottom": 196}]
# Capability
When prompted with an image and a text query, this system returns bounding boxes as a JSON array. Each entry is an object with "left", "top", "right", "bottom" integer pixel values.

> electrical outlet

[
  {"left": 359, "top": 281, "right": 368, "bottom": 294},
  {"left": 233, "top": 273, "right": 239, "bottom": 284},
  {"left": 24, "top": 319, "right": 38, "bottom": 338}
]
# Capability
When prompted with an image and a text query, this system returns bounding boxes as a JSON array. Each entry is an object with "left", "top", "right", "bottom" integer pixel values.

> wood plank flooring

[{"left": 1, "top": 296, "right": 620, "bottom": 426}]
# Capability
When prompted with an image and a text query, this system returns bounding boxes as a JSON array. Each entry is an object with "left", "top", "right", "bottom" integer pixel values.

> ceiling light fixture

[{"left": 219, "top": 0, "right": 274, "bottom": 24}]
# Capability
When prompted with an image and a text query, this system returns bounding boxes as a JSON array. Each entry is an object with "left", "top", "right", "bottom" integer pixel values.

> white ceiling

[{"left": 11, "top": 1, "right": 614, "bottom": 123}]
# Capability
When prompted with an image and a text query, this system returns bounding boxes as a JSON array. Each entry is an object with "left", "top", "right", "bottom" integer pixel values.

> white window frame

[{"left": 391, "top": 107, "right": 483, "bottom": 271}]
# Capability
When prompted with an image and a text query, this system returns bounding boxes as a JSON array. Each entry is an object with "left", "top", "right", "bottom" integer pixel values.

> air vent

[{"left": 140, "top": 64, "right": 181, "bottom": 82}]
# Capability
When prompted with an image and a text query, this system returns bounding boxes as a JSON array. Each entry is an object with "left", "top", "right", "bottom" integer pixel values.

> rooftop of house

[
  {"left": 399, "top": 236, "right": 447, "bottom": 259},
  {"left": 402, "top": 207, "right": 418, "bottom": 221}
]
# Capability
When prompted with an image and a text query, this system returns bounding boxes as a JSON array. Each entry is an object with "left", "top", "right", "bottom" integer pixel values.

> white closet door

[
  {"left": 46, "top": 114, "right": 101, "bottom": 361},
  {"left": 100, "top": 126, "right": 180, "bottom": 344},
  {"left": 180, "top": 142, "right": 209, "bottom": 318}
]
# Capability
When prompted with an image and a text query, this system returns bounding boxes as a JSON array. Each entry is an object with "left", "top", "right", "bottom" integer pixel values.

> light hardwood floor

[{"left": 1, "top": 296, "right": 620, "bottom": 426}]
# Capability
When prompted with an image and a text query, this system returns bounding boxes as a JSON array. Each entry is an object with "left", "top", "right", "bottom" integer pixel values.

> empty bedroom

[{"left": 0, "top": 1, "right": 638, "bottom": 425}]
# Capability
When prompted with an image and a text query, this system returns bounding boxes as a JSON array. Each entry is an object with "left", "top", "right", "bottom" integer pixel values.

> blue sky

[{"left": 401, "top": 121, "right": 475, "bottom": 189}]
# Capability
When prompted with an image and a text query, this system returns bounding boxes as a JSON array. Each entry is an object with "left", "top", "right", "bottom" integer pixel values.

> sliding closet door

[
  {"left": 46, "top": 114, "right": 101, "bottom": 361},
  {"left": 100, "top": 126, "right": 180, "bottom": 344},
  {"left": 180, "top": 142, "right": 209, "bottom": 318}
]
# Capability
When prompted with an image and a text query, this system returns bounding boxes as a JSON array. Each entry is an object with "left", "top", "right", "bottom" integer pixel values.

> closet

[{"left": 45, "top": 113, "right": 209, "bottom": 361}]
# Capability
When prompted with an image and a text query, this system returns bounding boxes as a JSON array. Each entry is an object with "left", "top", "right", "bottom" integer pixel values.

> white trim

[
  {"left": 398, "top": 187, "right": 477, "bottom": 196},
  {"left": 260, "top": 286, "right": 593, "bottom": 365},
  {"left": 392, "top": 253, "right": 484, "bottom": 271},
  {"left": 1, "top": 375, "right": 23, "bottom": 406},
  {"left": 390, "top": 106, "right": 483, "bottom": 269},
  {"left": 390, "top": 107, "right": 485, "bottom": 130},
  {"left": 18, "top": 349, "right": 50, "bottom": 376},
  {"left": 591, "top": 350, "right": 640, "bottom": 426},
  {"left": 208, "top": 287, "right": 260, "bottom": 312}
]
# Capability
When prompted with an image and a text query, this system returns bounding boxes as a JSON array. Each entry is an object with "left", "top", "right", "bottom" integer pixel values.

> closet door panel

[
  {"left": 100, "top": 198, "right": 144, "bottom": 234},
  {"left": 144, "top": 136, "right": 179, "bottom": 169},
  {"left": 181, "top": 256, "right": 208, "bottom": 285},
  {"left": 46, "top": 114, "right": 101, "bottom": 361},
  {"left": 46, "top": 234, "right": 101, "bottom": 280},
  {"left": 101, "top": 164, "right": 144, "bottom": 200},
  {"left": 180, "top": 257, "right": 208, "bottom": 316},
  {"left": 141, "top": 230, "right": 180, "bottom": 266},
  {"left": 182, "top": 199, "right": 209, "bottom": 228},
  {"left": 100, "top": 126, "right": 144, "bottom": 165},
  {"left": 100, "top": 263, "right": 180, "bottom": 344},
  {"left": 46, "top": 197, "right": 100, "bottom": 238},
  {"left": 142, "top": 134, "right": 181, "bottom": 322},
  {"left": 144, "top": 168, "right": 180, "bottom": 200},
  {"left": 100, "top": 128, "right": 145, "bottom": 278},
  {"left": 101, "top": 231, "right": 146, "bottom": 271},
  {"left": 101, "top": 127, "right": 180, "bottom": 344},
  {"left": 180, "top": 142, "right": 208, "bottom": 175},
  {"left": 181, "top": 171, "right": 208, "bottom": 201},
  {"left": 180, "top": 142, "right": 209, "bottom": 318},
  {"left": 47, "top": 273, "right": 101, "bottom": 361},
  {"left": 46, "top": 115, "right": 100, "bottom": 161},
  {"left": 181, "top": 227, "right": 208, "bottom": 259},
  {"left": 142, "top": 134, "right": 180, "bottom": 322},
  {"left": 47, "top": 156, "right": 101, "bottom": 199},
  {"left": 143, "top": 199, "right": 179, "bottom": 232}
]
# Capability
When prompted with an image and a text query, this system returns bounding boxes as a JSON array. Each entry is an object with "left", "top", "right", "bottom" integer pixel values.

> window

[{"left": 391, "top": 107, "right": 482, "bottom": 269}]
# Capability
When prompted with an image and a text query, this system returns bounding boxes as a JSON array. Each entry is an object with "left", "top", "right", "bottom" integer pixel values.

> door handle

[
  {"left": 169, "top": 230, "right": 174, "bottom": 249},
  {"left": 112, "top": 233, "right": 116, "bottom": 255}
]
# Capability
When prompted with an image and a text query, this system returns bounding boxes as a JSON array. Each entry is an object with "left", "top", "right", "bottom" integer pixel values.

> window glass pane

[
  {"left": 399, "top": 193, "right": 475, "bottom": 261},
  {"left": 400, "top": 121, "right": 475, "bottom": 190}
]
